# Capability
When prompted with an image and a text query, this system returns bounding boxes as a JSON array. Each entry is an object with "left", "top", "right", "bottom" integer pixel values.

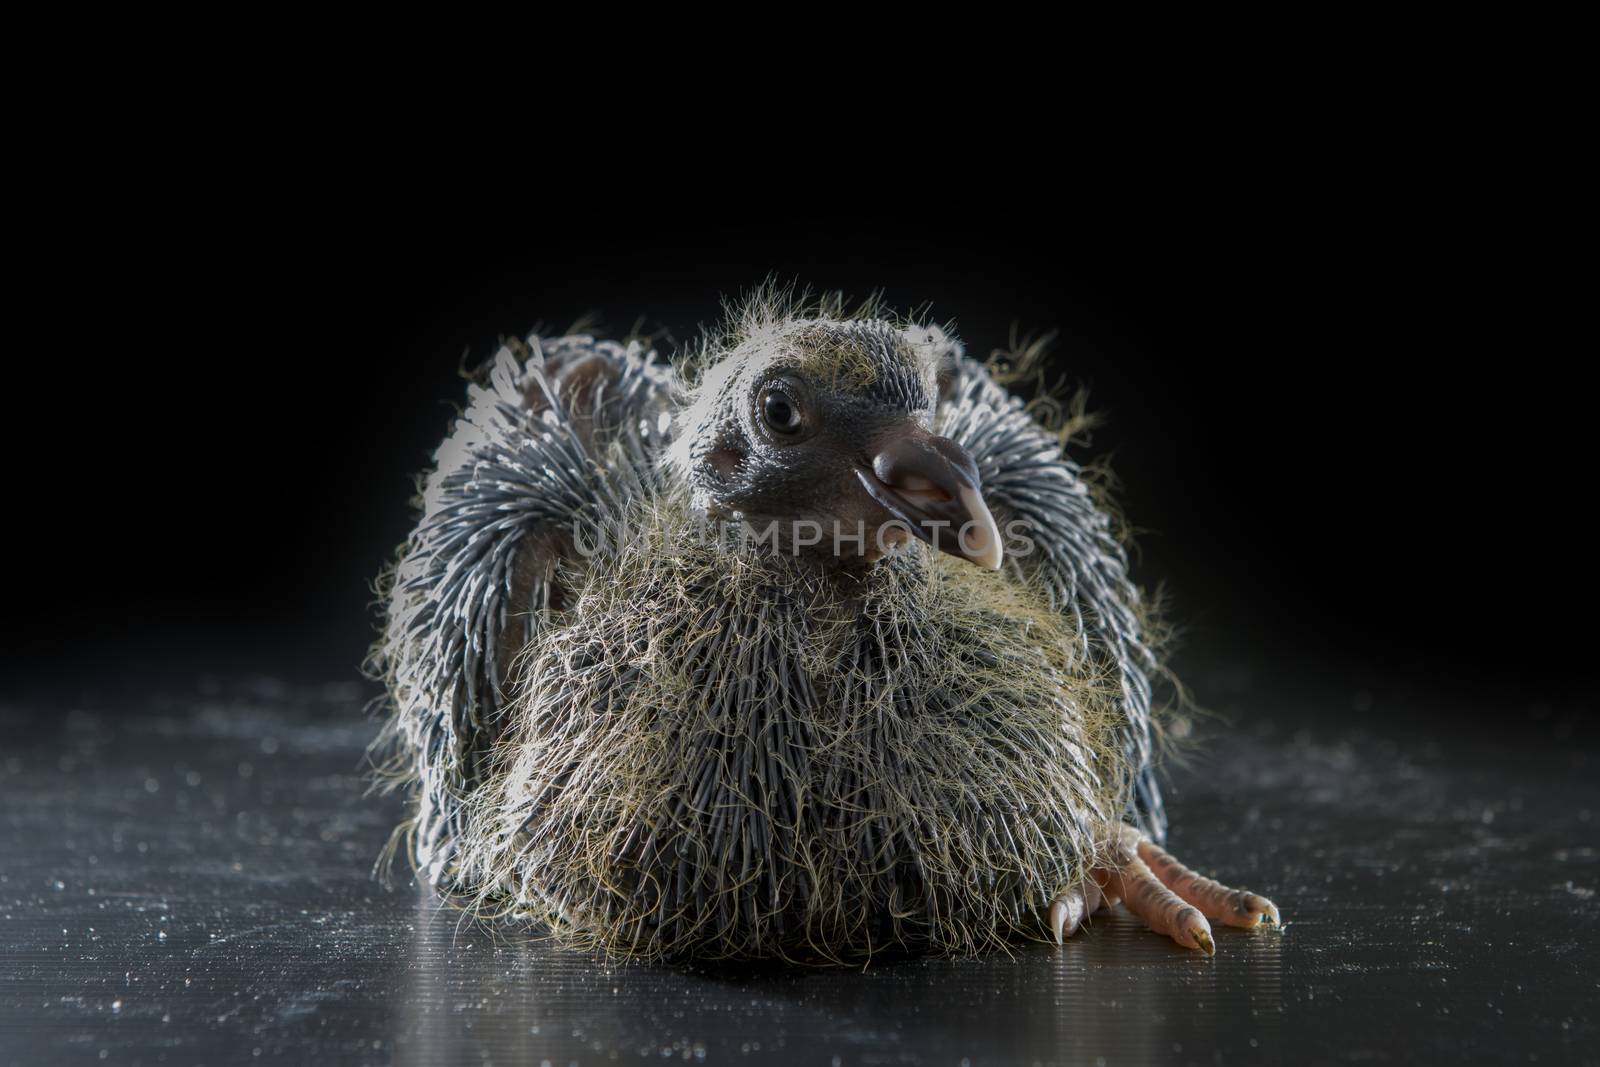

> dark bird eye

[{"left": 762, "top": 390, "right": 803, "bottom": 434}]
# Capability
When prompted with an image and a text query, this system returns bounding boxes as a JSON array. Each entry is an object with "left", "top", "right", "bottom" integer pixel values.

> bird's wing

[
  {"left": 935, "top": 353, "right": 1167, "bottom": 842},
  {"left": 373, "top": 334, "right": 677, "bottom": 884}
]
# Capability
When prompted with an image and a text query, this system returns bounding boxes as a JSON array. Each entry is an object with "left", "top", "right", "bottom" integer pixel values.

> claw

[
  {"left": 1193, "top": 928, "right": 1215, "bottom": 956},
  {"left": 1048, "top": 891, "right": 1085, "bottom": 945}
]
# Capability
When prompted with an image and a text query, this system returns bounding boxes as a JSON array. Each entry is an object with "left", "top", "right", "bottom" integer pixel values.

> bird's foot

[{"left": 1047, "top": 825, "right": 1280, "bottom": 955}]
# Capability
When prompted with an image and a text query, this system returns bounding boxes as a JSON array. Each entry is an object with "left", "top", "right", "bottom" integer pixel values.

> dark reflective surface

[{"left": 2, "top": 672, "right": 1594, "bottom": 1065}]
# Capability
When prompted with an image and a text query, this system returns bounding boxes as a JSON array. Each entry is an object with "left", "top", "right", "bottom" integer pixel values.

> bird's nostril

[
  {"left": 893, "top": 474, "right": 951, "bottom": 501},
  {"left": 875, "top": 440, "right": 952, "bottom": 490}
]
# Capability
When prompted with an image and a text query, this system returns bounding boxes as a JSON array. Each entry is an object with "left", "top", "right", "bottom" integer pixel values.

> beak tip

[{"left": 956, "top": 486, "right": 1005, "bottom": 572}]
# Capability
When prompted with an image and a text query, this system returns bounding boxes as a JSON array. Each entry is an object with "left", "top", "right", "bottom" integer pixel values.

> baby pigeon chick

[{"left": 373, "top": 291, "right": 1279, "bottom": 963}]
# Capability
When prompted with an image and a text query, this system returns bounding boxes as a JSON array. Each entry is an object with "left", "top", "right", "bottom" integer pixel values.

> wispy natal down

[{"left": 370, "top": 286, "right": 1281, "bottom": 963}]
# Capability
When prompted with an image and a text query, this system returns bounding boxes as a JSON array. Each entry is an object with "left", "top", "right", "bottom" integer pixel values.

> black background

[{"left": 7, "top": 160, "right": 1589, "bottom": 724}]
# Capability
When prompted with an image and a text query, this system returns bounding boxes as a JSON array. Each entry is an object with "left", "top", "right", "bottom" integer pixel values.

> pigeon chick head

[{"left": 672, "top": 313, "right": 1003, "bottom": 570}]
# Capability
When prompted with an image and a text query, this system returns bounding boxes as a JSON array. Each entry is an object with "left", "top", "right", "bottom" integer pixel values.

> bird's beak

[{"left": 855, "top": 424, "right": 1004, "bottom": 571}]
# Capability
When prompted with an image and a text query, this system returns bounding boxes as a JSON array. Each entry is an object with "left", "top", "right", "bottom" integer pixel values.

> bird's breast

[{"left": 459, "top": 513, "right": 1129, "bottom": 959}]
